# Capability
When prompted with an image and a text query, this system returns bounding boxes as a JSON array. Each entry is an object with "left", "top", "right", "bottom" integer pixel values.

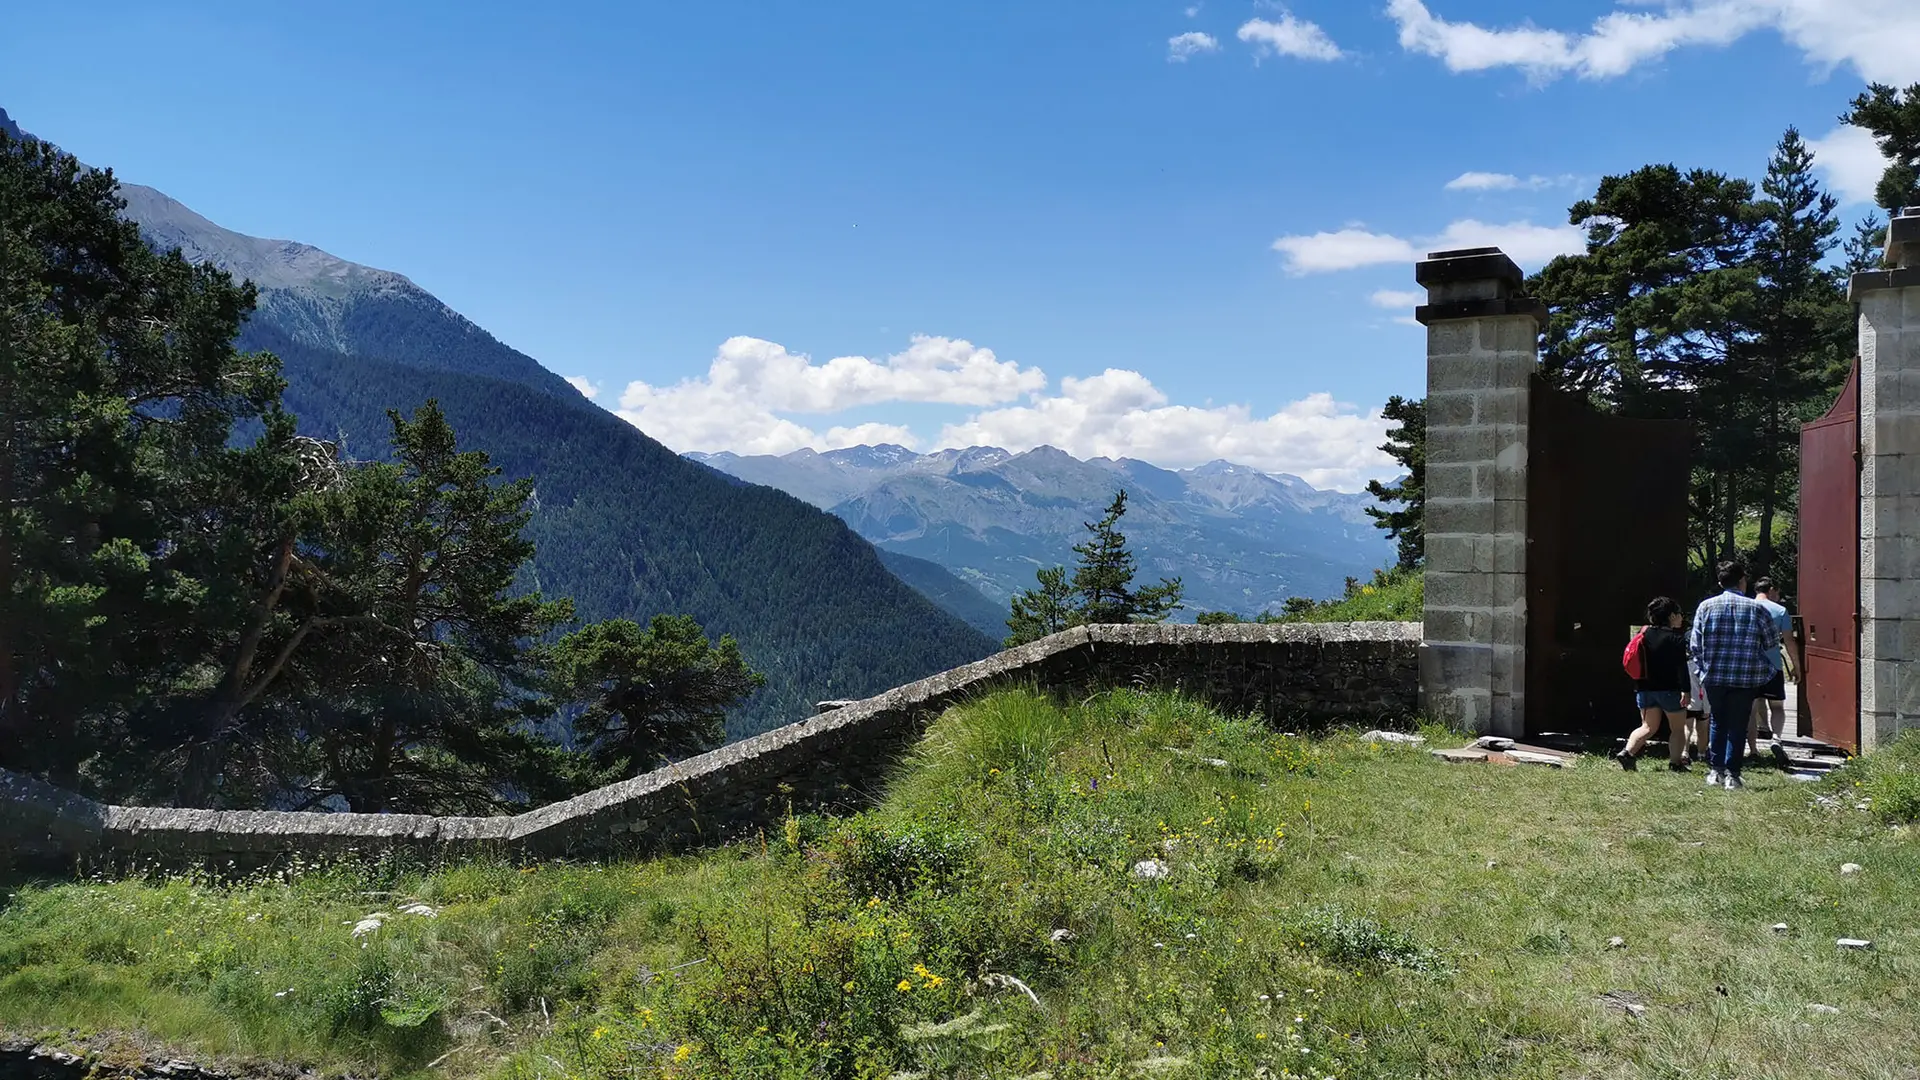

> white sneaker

[
  {"left": 1705, "top": 769, "right": 1724, "bottom": 787},
  {"left": 1724, "top": 774, "right": 1744, "bottom": 791}
]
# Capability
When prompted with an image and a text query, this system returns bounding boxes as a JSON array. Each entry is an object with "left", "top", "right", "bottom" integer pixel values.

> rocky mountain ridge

[{"left": 688, "top": 443, "right": 1394, "bottom": 619}]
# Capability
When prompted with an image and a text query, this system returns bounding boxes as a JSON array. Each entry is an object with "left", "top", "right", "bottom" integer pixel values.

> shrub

[
  {"left": 1832, "top": 730, "right": 1920, "bottom": 824},
  {"left": 1295, "top": 907, "right": 1447, "bottom": 973},
  {"left": 824, "top": 817, "right": 981, "bottom": 901}
]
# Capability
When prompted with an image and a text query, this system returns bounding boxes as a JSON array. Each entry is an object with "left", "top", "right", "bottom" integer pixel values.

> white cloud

[
  {"left": 610, "top": 335, "right": 1396, "bottom": 490},
  {"left": 1808, "top": 124, "right": 1894, "bottom": 207},
  {"left": 1272, "top": 218, "right": 1585, "bottom": 274},
  {"left": 1273, "top": 229, "right": 1418, "bottom": 274},
  {"left": 564, "top": 375, "right": 601, "bottom": 399},
  {"left": 1387, "top": 0, "right": 1920, "bottom": 84},
  {"left": 1444, "top": 171, "right": 1577, "bottom": 192},
  {"left": 939, "top": 376, "right": 1392, "bottom": 490},
  {"left": 1237, "top": 14, "right": 1344, "bottom": 61},
  {"left": 1184, "top": 3, "right": 1202, "bottom": 16},
  {"left": 1167, "top": 31, "right": 1221, "bottom": 62},
  {"left": 1369, "top": 289, "right": 1425, "bottom": 309},
  {"left": 615, "top": 334, "right": 1045, "bottom": 456}
]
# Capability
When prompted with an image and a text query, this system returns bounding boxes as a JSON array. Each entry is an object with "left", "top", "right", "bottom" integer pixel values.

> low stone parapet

[{"left": 1, "top": 621, "right": 1420, "bottom": 870}]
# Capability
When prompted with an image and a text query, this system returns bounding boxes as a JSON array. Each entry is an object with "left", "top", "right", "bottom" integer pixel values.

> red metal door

[{"left": 1798, "top": 361, "right": 1859, "bottom": 751}]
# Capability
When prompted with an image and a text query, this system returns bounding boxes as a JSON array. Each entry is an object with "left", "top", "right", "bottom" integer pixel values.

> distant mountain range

[
  {"left": 2, "top": 106, "right": 997, "bottom": 738},
  {"left": 688, "top": 444, "right": 1396, "bottom": 621}
]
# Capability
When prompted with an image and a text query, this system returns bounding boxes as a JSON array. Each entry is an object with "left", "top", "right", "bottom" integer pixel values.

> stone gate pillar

[
  {"left": 1851, "top": 207, "right": 1920, "bottom": 752},
  {"left": 1414, "top": 247, "right": 1543, "bottom": 737}
]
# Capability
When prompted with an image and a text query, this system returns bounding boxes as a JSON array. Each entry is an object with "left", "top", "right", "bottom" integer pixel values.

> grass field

[{"left": 3, "top": 688, "right": 1917, "bottom": 1079}]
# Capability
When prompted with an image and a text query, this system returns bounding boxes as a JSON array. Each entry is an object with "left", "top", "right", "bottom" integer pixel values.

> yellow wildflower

[
  {"left": 592, "top": 1026, "right": 608, "bottom": 1040},
  {"left": 673, "top": 1043, "right": 694, "bottom": 1062},
  {"left": 897, "top": 979, "right": 913, "bottom": 992}
]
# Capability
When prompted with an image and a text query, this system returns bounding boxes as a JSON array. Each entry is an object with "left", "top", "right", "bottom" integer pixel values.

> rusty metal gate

[
  {"left": 1526, "top": 377, "right": 1692, "bottom": 738},
  {"left": 1797, "top": 360, "right": 1860, "bottom": 752}
]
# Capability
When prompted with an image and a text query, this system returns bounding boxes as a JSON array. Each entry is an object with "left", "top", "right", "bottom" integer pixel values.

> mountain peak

[
  {"left": 821, "top": 443, "right": 919, "bottom": 468},
  {"left": 0, "top": 106, "right": 23, "bottom": 141},
  {"left": 1189, "top": 459, "right": 1247, "bottom": 476}
]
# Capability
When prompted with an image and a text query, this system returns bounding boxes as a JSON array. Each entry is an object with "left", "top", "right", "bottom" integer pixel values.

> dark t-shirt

[{"left": 1634, "top": 625, "right": 1689, "bottom": 693}]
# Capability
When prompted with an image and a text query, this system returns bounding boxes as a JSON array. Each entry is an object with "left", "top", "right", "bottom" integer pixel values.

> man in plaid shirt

[{"left": 1688, "top": 560, "right": 1781, "bottom": 790}]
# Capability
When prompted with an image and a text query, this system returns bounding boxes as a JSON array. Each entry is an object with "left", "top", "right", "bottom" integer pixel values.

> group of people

[{"left": 1617, "top": 560, "right": 1801, "bottom": 789}]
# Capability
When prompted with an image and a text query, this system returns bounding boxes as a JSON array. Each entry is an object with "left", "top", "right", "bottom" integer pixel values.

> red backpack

[{"left": 1622, "top": 628, "right": 1648, "bottom": 680}]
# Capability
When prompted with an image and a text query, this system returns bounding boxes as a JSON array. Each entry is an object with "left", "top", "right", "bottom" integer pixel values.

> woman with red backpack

[{"left": 1616, "top": 596, "right": 1692, "bottom": 771}]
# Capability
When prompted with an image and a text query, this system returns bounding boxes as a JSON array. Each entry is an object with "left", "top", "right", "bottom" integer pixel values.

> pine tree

[
  {"left": 1843, "top": 83, "right": 1920, "bottom": 212},
  {"left": 1004, "top": 491, "right": 1182, "bottom": 647},
  {"left": 1364, "top": 396, "right": 1426, "bottom": 570},
  {"left": 1744, "top": 127, "right": 1846, "bottom": 577},
  {"left": 1005, "top": 565, "right": 1075, "bottom": 648},
  {"left": 544, "top": 614, "right": 764, "bottom": 778},
  {"left": 0, "top": 128, "right": 283, "bottom": 786}
]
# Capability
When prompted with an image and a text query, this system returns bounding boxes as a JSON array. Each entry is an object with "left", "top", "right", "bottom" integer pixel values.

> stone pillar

[
  {"left": 1414, "top": 247, "right": 1543, "bottom": 737},
  {"left": 1851, "top": 207, "right": 1920, "bottom": 753}
]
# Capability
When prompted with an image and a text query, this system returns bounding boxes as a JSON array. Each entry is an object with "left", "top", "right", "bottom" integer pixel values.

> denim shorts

[{"left": 1636, "top": 690, "right": 1685, "bottom": 713}]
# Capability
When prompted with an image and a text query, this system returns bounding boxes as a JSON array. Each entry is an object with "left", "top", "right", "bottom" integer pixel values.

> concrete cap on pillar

[
  {"left": 1850, "top": 207, "right": 1920, "bottom": 298},
  {"left": 1413, "top": 246, "right": 1546, "bottom": 326},
  {"left": 1886, "top": 206, "right": 1920, "bottom": 270}
]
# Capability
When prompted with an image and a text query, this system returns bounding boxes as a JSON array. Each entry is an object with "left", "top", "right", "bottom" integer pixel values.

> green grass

[{"left": 4, "top": 690, "right": 1918, "bottom": 1079}]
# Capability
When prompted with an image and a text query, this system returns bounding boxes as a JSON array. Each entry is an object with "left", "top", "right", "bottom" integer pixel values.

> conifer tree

[
  {"left": 1844, "top": 83, "right": 1920, "bottom": 212},
  {"left": 544, "top": 614, "right": 764, "bottom": 778},
  {"left": 1364, "top": 396, "right": 1426, "bottom": 570},
  {"left": 1004, "top": 491, "right": 1182, "bottom": 647}
]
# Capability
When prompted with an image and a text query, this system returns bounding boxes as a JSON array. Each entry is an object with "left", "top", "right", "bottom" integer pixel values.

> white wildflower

[{"left": 399, "top": 902, "right": 438, "bottom": 917}]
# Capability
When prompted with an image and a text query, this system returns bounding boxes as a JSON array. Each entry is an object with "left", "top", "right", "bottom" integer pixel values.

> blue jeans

[{"left": 1704, "top": 684, "right": 1762, "bottom": 776}]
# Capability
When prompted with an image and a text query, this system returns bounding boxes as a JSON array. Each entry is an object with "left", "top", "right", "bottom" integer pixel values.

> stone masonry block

[
  {"left": 1858, "top": 576, "right": 1920, "bottom": 622},
  {"left": 1429, "top": 355, "right": 1501, "bottom": 394},
  {"left": 1425, "top": 607, "right": 1490, "bottom": 644},
  {"left": 1424, "top": 464, "right": 1479, "bottom": 501},
  {"left": 1864, "top": 455, "right": 1920, "bottom": 498},
  {"left": 1425, "top": 320, "right": 1479, "bottom": 359},
  {"left": 1860, "top": 617, "right": 1920, "bottom": 664},
  {"left": 1481, "top": 315, "right": 1542, "bottom": 357},
  {"left": 1428, "top": 425, "right": 1498, "bottom": 462},
  {"left": 1424, "top": 535, "right": 1476, "bottom": 573},
  {"left": 1865, "top": 370, "right": 1920, "bottom": 412},
  {"left": 1428, "top": 497, "right": 1496, "bottom": 535},
  {"left": 1862, "top": 411, "right": 1920, "bottom": 457},
  {"left": 1490, "top": 642, "right": 1523, "bottom": 687},
  {"left": 1488, "top": 572, "right": 1528, "bottom": 612},
  {"left": 1488, "top": 356, "right": 1541, "bottom": 396},
  {"left": 1423, "top": 570, "right": 1491, "bottom": 610},
  {"left": 1859, "top": 293, "right": 1904, "bottom": 338},
  {"left": 1420, "top": 640, "right": 1492, "bottom": 694},
  {"left": 1477, "top": 388, "right": 1529, "bottom": 427},
  {"left": 1864, "top": 495, "right": 1920, "bottom": 541},
  {"left": 1491, "top": 534, "right": 1528, "bottom": 575},
  {"left": 1863, "top": 534, "right": 1920, "bottom": 581},
  {"left": 1425, "top": 392, "right": 1477, "bottom": 427},
  {"left": 1864, "top": 707, "right": 1920, "bottom": 754},
  {"left": 1491, "top": 616, "right": 1526, "bottom": 660},
  {"left": 1494, "top": 497, "right": 1527, "bottom": 536}
]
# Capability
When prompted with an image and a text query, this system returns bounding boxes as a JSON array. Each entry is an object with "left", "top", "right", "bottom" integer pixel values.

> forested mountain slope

[{"left": 1, "top": 105, "right": 995, "bottom": 738}]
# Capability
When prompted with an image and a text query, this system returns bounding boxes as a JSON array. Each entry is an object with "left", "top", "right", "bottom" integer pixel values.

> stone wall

[
  {"left": 1852, "top": 207, "right": 1920, "bottom": 752},
  {"left": 1, "top": 622, "right": 1419, "bottom": 871},
  {"left": 1416, "top": 247, "right": 1541, "bottom": 738}
]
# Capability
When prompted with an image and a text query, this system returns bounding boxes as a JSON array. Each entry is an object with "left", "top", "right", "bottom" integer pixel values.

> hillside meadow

[{"left": 3, "top": 688, "right": 1918, "bottom": 1079}]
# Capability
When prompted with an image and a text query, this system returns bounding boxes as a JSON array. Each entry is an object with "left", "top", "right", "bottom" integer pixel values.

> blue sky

[{"left": 3, "top": 1, "right": 1910, "bottom": 488}]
